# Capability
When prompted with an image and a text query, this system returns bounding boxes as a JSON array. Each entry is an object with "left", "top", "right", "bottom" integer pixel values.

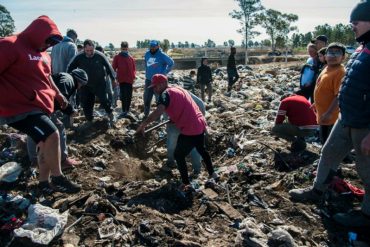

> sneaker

[
  {"left": 333, "top": 210, "right": 370, "bottom": 227},
  {"left": 289, "top": 187, "right": 323, "bottom": 203},
  {"left": 51, "top": 175, "right": 81, "bottom": 194},
  {"left": 61, "top": 158, "right": 81, "bottom": 171},
  {"left": 38, "top": 181, "right": 54, "bottom": 195}
]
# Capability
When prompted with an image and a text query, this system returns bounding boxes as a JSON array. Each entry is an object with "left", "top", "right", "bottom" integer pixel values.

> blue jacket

[
  {"left": 144, "top": 49, "right": 174, "bottom": 80},
  {"left": 339, "top": 41, "right": 370, "bottom": 128}
]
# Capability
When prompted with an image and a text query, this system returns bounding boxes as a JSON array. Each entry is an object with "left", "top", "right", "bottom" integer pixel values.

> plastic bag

[
  {"left": 14, "top": 204, "right": 68, "bottom": 245},
  {"left": 0, "top": 162, "right": 22, "bottom": 183}
]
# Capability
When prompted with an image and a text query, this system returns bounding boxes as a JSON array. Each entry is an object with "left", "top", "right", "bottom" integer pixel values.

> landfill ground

[{"left": 1, "top": 61, "right": 370, "bottom": 247}]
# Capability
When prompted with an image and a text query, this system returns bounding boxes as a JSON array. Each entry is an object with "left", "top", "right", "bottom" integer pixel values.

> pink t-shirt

[{"left": 161, "top": 86, "right": 206, "bottom": 135}]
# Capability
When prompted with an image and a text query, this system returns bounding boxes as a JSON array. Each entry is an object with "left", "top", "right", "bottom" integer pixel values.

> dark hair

[
  {"left": 280, "top": 93, "right": 293, "bottom": 101},
  {"left": 66, "top": 29, "right": 77, "bottom": 39},
  {"left": 318, "top": 47, "right": 327, "bottom": 55},
  {"left": 77, "top": 44, "right": 83, "bottom": 49},
  {"left": 190, "top": 70, "right": 196, "bottom": 75},
  {"left": 95, "top": 45, "right": 103, "bottom": 52},
  {"left": 121, "top": 41, "right": 129, "bottom": 48},
  {"left": 327, "top": 42, "right": 346, "bottom": 55},
  {"left": 83, "top": 39, "right": 94, "bottom": 48}
]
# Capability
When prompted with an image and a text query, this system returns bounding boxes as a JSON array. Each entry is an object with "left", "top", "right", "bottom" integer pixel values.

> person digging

[{"left": 136, "top": 74, "right": 218, "bottom": 191}]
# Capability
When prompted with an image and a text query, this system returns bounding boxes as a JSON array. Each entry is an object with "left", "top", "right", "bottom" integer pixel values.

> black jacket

[
  {"left": 67, "top": 51, "right": 115, "bottom": 93},
  {"left": 197, "top": 58, "right": 212, "bottom": 84},
  {"left": 227, "top": 54, "right": 236, "bottom": 70}
]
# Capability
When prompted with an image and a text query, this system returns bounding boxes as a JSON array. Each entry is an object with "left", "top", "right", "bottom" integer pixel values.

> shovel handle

[{"left": 144, "top": 120, "right": 171, "bottom": 134}]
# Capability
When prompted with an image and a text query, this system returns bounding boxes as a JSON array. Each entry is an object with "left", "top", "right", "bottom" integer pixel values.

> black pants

[
  {"left": 320, "top": 124, "right": 333, "bottom": 145},
  {"left": 9, "top": 113, "right": 57, "bottom": 144},
  {"left": 119, "top": 83, "right": 133, "bottom": 113},
  {"left": 227, "top": 68, "right": 239, "bottom": 92},
  {"left": 80, "top": 86, "right": 112, "bottom": 121},
  {"left": 174, "top": 132, "right": 214, "bottom": 184}
]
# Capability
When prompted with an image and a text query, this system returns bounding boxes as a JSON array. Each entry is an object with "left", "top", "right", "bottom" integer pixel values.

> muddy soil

[{"left": 0, "top": 62, "right": 369, "bottom": 247}]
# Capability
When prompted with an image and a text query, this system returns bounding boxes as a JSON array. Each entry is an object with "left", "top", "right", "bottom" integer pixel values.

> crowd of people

[{"left": 0, "top": 0, "right": 370, "bottom": 231}]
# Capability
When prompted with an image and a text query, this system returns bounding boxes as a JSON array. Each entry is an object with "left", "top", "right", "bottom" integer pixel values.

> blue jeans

[{"left": 167, "top": 123, "right": 202, "bottom": 174}]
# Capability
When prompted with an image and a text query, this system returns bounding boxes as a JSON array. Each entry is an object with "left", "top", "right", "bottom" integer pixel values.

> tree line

[{"left": 0, "top": 3, "right": 356, "bottom": 54}]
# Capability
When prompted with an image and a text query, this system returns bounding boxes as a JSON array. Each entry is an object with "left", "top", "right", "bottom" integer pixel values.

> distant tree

[
  {"left": 171, "top": 42, "right": 175, "bottom": 49},
  {"left": 229, "top": 0, "right": 263, "bottom": 63},
  {"left": 228, "top": 39, "right": 235, "bottom": 47},
  {"left": 223, "top": 41, "right": 228, "bottom": 47},
  {"left": 291, "top": 33, "right": 303, "bottom": 48},
  {"left": 184, "top": 41, "right": 189, "bottom": 48},
  {"left": 162, "top": 39, "right": 170, "bottom": 52},
  {"left": 205, "top": 39, "right": 216, "bottom": 48},
  {"left": 261, "top": 39, "right": 271, "bottom": 47},
  {"left": 248, "top": 40, "right": 254, "bottom": 47},
  {"left": 0, "top": 4, "right": 15, "bottom": 37},
  {"left": 314, "top": 23, "right": 356, "bottom": 45},
  {"left": 275, "top": 36, "right": 285, "bottom": 48},
  {"left": 254, "top": 41, "right": 259, "bottom": 47},
  {"left": 136, "top": 39, "right": 151, "bottom": 48},
  {"left": 257, "top": 9, "right": 298, "bottom": 50},
  {"left": 108, "top": 43, "right": 115, "bottom": 51},
  {"left": 303, "top": 32, "right": 313, "bottom": 45}
]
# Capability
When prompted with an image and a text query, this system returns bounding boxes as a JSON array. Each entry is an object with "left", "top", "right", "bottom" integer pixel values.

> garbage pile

[{"left": 0, "top": 62, "right": 369, "bottom": 246}]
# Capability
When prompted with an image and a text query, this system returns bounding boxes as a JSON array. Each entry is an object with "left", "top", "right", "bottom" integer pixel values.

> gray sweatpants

[{"left": 313, "top": 120, "right": 370, "bottom": 215}]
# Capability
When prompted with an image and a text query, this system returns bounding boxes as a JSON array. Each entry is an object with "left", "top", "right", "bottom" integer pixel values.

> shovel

[{"left": 143, "top": 119, "right": 171, "bottom": 135}]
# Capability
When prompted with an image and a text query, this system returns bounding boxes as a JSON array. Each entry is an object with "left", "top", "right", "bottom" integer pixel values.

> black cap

[
  {"left": 311, "top": 35, "right": 328, "bottom": 44},
  {"left": 350, "top": 1, "right": 370, "bottom": 22},
  {"left": 71, "top": 68, "right": 88, "bottom": 86}
]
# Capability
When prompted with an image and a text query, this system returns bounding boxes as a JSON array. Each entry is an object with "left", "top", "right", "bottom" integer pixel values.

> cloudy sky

[{"left": 2, "top": 0, "right": 358, "bottom": 47}]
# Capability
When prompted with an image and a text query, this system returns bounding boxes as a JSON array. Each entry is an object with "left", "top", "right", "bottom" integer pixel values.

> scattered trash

[
  {"left": 14, "top": 204, "right": 69, "bottom": 245},
  {"left": 226, "top": 147, "right": 236, "bottom": 157},
  {"left": 0, "top": 162, "right": 23, "bottom": 183}
]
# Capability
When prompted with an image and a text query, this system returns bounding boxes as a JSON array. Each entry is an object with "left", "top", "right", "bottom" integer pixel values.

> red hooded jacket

[
  {"left": 112, "top": 51, "right": 136, "bottom": 84},
  {"left": 0, "top": 15, "right": 62, "bottom": 117}
]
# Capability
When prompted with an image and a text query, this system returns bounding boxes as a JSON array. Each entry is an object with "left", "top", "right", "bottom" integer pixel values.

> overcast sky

[{"left": 2, "top": 0, "right": 359, "bottom": 47}]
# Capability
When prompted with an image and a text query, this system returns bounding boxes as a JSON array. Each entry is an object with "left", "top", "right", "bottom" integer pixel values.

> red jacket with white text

[{"left": 0, "top": 15, "right": 62, "bottom": 117}]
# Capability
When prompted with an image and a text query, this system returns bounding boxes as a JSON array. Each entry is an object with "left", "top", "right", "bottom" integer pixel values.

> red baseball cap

[{"left": 149, "top": 74, "right": 167, "bottom": 88}]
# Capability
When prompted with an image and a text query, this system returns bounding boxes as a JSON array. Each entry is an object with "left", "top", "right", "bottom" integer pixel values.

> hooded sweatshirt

[
  {"left": 0, "top": 15, "right": 62, "bottom": 117},
  {"left": 51, "top": 36, "right": 77, "bottom": 74},
  {"left": 144, "top": 48, "right": 174, "bottom": 80},
  {"left": 112, "top": 51, "right": 136, "bottom": 84}
]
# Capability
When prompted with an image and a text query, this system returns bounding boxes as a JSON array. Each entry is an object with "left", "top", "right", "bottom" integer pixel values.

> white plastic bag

[
  {"left": 14, "top": 204, "right": 68, "bottom": 245},
  {"left": 0, "top": 162, "right": 22, "bottom": 182}
]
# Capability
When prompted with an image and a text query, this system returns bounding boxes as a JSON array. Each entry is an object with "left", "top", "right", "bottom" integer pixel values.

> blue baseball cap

[{"left": 150, "top": 40, "right": 159, "bottom": 47}]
